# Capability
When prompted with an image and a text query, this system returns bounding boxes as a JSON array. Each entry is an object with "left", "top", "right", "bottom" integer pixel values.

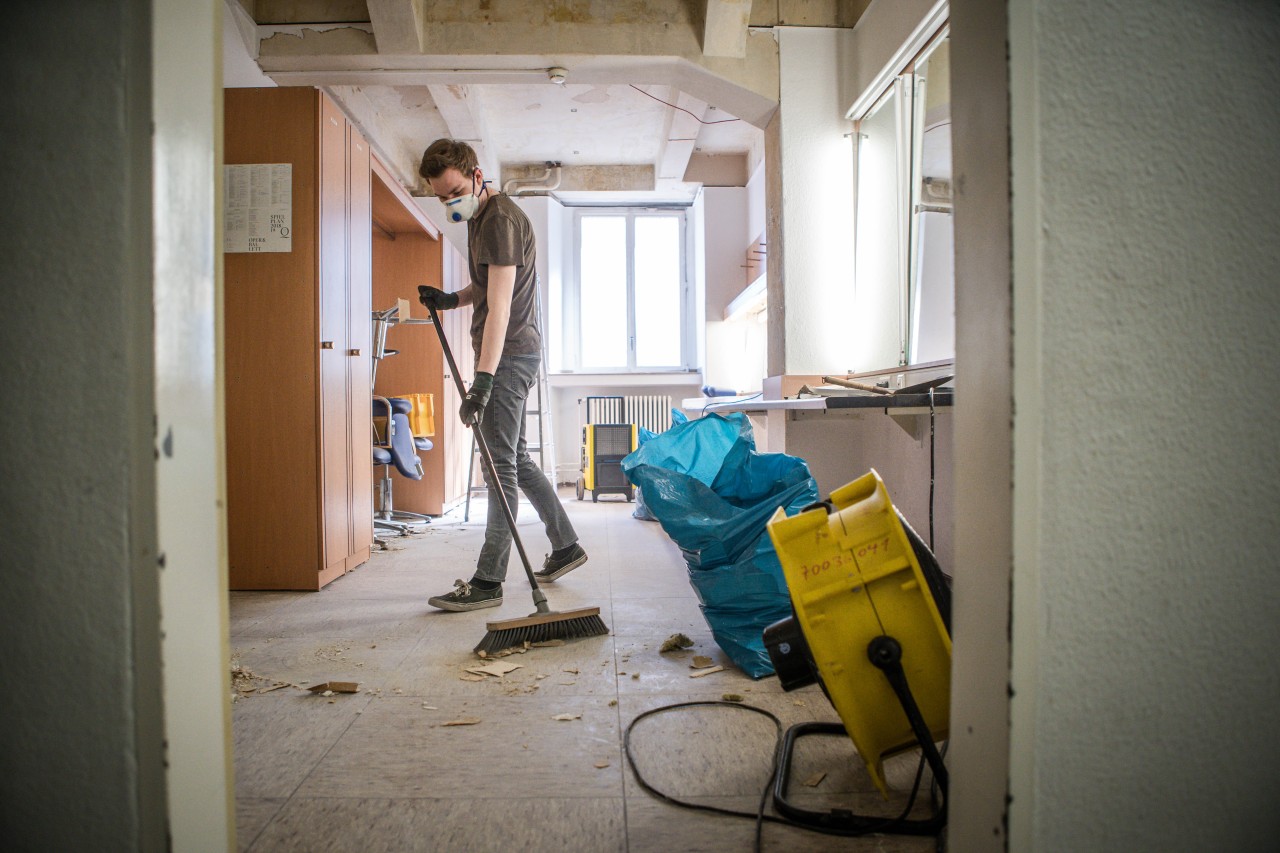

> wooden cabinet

[
  {"left": 369, "top": 159, "right": 474, "bottom": 516},
  {"left": 224, "top": 87, "right": 372, "bottom": 590}
]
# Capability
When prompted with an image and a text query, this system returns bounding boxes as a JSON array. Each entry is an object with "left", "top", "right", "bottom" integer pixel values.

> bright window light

[
  {"left": 579, "top": 216, "right": 628, "bottom": 368},
  {"left": 634, "top": 216, "right": 681, "bottom": 367},
  {"left": 573, "top": 209, "right": 688, "bottom": 371}
]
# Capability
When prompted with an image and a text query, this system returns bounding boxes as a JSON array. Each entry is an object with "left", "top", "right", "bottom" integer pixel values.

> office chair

[{"left": 372, "top": 395, "right": 432, "bottom": 534}]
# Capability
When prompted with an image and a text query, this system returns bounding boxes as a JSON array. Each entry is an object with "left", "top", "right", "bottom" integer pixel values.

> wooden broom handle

[{"left": 822, "top": 375, "right": 894, "bottom": 395}]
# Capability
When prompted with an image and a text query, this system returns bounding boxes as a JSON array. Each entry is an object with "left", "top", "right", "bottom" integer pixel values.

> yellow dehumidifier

[
  {"left": 763, "top": 468, "right": 952, "bottom": 838},
  {"left": 576, "top": 423, "right": 637, "bottom": 502}
]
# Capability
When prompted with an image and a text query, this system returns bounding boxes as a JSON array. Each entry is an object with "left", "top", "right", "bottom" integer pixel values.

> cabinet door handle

[
  {"left": 321, "top": 341, "right": 334, "bottom": 349},
  {"left": 348, "top": 348, "right": 361, "bottom": 356}
]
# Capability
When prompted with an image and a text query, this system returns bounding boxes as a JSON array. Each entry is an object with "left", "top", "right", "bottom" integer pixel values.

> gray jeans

[{"left": 473, "top": 354, "right": 577, "bottom": 583}]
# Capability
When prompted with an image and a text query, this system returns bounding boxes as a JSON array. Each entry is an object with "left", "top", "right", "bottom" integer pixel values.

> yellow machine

[
  {"left": 764, "top": 469, "right": 952, "bottom": 837},
  {"left": 576, "top": 423, "right": 637, "bottom": 502}
]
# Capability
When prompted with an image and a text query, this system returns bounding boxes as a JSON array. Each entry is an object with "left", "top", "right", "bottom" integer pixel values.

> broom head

[{"left": 474, "top": 606, "right": 609, "bottom": 655}]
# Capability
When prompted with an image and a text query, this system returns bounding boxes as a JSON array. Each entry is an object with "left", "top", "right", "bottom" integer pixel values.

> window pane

[
  {"left": 909, "top": 37, "right": 955, "bottom": 364},
  {"left": 854, "top": 85, "right": 907, "bottom": 369},
  {"left": 579, "top": 216, "right": 628, "bottom": 368},
  {"left": 633, "top": 216, "right": 682, "bottom": 367}
]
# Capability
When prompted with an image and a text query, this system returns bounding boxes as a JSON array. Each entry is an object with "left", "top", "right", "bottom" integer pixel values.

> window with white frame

[
  {"left": 852, "top": 24, "right": 954, "bottom": 367},
  {"left": 570, "top": 208, "right": 691, "bottom": 371}
]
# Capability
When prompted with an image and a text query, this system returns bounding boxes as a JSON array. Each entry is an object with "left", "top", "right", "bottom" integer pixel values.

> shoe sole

[
  {"left": 428, "top": 594, "right": 502, "bottom": 612},
  {"left": 535, "top": 553, "right": 588, "bottom": 583}
]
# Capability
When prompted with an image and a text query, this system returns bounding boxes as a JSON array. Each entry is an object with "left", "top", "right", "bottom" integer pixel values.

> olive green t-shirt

[{"left": 467, "top": 192, "right": 542, "bottom": 360}]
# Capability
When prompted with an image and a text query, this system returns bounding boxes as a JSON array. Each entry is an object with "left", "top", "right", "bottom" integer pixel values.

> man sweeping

[{"left": 417, "top": 139, "right": 588, "bottom": 612}]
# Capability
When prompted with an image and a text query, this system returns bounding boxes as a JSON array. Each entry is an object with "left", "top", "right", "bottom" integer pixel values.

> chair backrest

[{"left": 372, "top": 396, "right": 424, "bottom": 480}]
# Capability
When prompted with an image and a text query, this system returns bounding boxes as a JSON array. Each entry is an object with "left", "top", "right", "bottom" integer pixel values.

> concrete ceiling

[{"left": 223, "top": 0, "right": 871, "bottom": 206}]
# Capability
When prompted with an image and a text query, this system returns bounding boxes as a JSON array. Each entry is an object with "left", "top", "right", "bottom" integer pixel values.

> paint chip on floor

[{"left": 689, "top": 665, "right": 725, "bottom": 678}]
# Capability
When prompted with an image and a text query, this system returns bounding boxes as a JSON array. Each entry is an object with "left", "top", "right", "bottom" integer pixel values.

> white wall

[
  {"left": 702, "top": 186, "right": 767, "bottom": 393},
  {"left": 775, "top": 27, "right": 858, "bottom": 375},
  {"left": 1007, "top": 1, "right": 1280, "bottom": 849},
  {"left": 0, "top": 3, "right": 167, "bottom": 848},
  {"left": 947, "top": 0, "right": 1014, "bottom": 845},
  {"left": 745, "top": 158, "right": 766, "bottom": 251},
  {"left": 157, "top": 0, "right": 236, "bottom": 849}
]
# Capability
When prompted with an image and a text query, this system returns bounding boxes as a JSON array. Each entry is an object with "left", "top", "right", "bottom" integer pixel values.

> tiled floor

[{"left": 230, "top": 490, "right": 939, "bottom": 852}]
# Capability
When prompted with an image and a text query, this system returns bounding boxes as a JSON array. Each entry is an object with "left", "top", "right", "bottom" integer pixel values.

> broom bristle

[{"left": 473, "top": 607, "right": 609, "bottom": 655}]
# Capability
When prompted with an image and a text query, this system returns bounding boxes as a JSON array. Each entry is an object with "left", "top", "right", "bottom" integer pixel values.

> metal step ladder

[{"left": 464, "top": 287, "right": 556, "bottom": 522}]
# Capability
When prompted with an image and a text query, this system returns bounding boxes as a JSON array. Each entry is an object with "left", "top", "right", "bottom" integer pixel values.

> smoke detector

[{"left": 547, "top": 67, "right": 568, "bottom": 86}]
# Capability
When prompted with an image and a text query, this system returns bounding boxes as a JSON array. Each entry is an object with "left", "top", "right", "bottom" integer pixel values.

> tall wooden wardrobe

[
  {"left": 224, "top": 88, "right": 373, "bottom": 590},
  {"left": 369, "top": 160, "right": 475, "bottom": 517}
]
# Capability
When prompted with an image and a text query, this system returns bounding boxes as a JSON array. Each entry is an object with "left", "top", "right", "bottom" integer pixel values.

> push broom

[{"left": 425, "top": 303, "right": 609, "bottom": 655}]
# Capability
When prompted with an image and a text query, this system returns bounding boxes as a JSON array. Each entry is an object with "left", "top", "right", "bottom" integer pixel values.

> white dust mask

[
  {"left": 444, "top": 172, "right": 482, "bottom": 222},
  {"left": 444, "top": 192, "right": 480, "bottom": 222}
]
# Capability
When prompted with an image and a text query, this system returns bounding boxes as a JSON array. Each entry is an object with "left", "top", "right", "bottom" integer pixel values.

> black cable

[
  {"left": 702, "top": 391, "right": 762, "bottom": 416},
  {"left": 624, "top": 700, "right": 938, "bottom": 851},
  {"left": 624, "top": 700, "right": 782, "bottom": 852},
  {"left": 932, "top": 739, "right": 950, "bottom": 853},
  {"left": 629, "top": 85, "right": 742, "bottom": 124}
]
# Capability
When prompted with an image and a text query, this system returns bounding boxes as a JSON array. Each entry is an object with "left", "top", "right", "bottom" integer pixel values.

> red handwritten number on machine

[{"left": 799, "top": 538, "right": 891, "bottom": 581}]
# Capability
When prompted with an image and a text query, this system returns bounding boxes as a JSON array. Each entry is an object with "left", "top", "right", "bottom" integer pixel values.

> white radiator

[{"left": 583, "top": 395, "right": 672, "bottom": 434}]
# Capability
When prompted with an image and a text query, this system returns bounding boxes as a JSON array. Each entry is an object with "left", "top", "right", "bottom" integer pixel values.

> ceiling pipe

[{"left": 503, "top": 162, "right": 563, "bottom": 196}]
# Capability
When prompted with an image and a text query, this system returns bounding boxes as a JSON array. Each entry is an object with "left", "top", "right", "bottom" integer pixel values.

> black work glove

[
  {"left": 459, "top": 372, "right": 494, "bottom": 426},
  {"left": 418, "top": 285, "right": 459, "bottom": 311}
]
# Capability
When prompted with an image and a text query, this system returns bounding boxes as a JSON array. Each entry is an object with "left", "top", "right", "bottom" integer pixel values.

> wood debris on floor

[
  {"left": 313, "top": 643, "right": 352, "bottom": 662},
  {"left": 803, "top": 771, "right": 827, "bottom": 788},
  {"left": 477, "top": 638, "right": 568, "bottom": 659},
  {"left": 689, "top": 665, "right": 725, "bottom": 678},
  {"left": 307, "top": 681, "right": 360, "bottom": 694},
  {"left": 551, "top": 713, "right": 582, "bottom": 722},
  {"left": 464, "top": 661, "right": 523, "bottom": 678},
  {"left": 230, "top": 662, "right": 307, "bottom": 699},
  {"left": 442, "top": 718, "right": 482, "bottom": 727}
]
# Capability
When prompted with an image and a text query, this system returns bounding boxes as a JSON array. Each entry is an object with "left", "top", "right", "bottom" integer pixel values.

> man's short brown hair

[{"left": 419, "top": 138, "right": 478, "bottom": 182}]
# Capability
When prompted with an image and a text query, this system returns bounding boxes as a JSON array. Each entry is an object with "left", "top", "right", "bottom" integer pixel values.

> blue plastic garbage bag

[
  {"left": 631, "top": 427, "right": 659, "bottom": 521},
  {"left": 631, "top": 409, "right": 689, "bottom": 522},
  {"left": 621, "top": 412, "right": 818, "bottom": 678}
]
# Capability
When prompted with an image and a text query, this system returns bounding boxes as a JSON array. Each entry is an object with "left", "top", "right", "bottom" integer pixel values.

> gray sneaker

[
  {"left": 535, "top": 543, "right": 588, "bottom": 582},
  {"left": 428, "top": 579, "right": 502, "bottom": 612}
]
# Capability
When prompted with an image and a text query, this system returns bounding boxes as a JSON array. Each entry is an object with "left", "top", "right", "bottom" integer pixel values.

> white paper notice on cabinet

[{"left": 224, "top": 163, "right": 292, "bottom": 253}]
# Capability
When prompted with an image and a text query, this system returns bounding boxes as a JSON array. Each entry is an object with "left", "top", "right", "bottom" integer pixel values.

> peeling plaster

[{"left": 260, "top": 26, "right": 376, "bottom": 54}]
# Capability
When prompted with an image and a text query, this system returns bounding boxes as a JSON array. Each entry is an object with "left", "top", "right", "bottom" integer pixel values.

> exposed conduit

[{"left": 503, "top": 163, "right": 562, "bottom": 196}]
